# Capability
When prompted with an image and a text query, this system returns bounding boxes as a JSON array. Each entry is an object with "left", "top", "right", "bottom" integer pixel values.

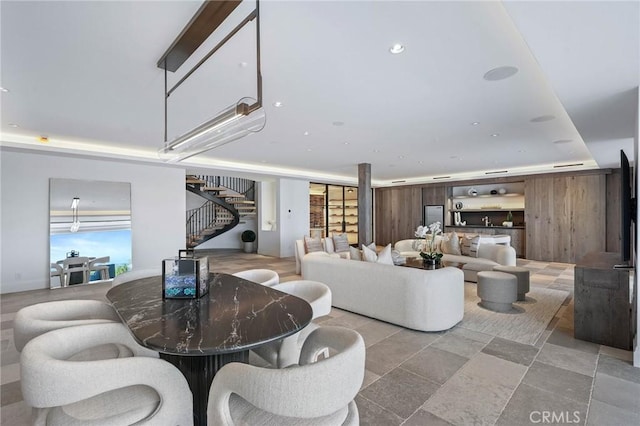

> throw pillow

[
  {"left": 304, "top": 236, "right": 323, "bottom": 253},
  {"left": 469, "top": 236, "right": 481, "bottom": 257},
  {"left": 377, "top": 244, "right": 394, "bottom": 265},
  {"left": 365, "top": 242, "right": 376, "bottom": 252},
  {"left": 349, "top": 246, "right": 362, "bottom": 261},
  {"left": 460, "top": 234, "right": 477, "bottom": 256},
  {"left": 362, "top": 244, "right": 378, "bottom": 263},
  {"left": 332, "top": 233, "right": 350, "bottom": 253},
  {"left": 441, "top": 232, "right": 461, "bottom": 255}
]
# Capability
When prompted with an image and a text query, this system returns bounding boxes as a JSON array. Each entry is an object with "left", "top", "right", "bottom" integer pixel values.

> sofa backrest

[{"left": 477, "top": 244, "right": 516, "bottom": 266}]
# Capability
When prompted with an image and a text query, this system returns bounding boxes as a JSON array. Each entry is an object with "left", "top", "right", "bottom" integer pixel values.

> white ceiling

[{"left": 1, "top": 0, "right": 638, "bottom": 186}]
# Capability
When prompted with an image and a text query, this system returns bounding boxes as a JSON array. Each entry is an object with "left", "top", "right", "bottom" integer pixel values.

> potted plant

[
  {"left": 241, "top": 230, "right": 256, "bottom": 253},
  {"left": 503, "top": 211, "right": 514, "bottom": 227},
  {"left": 416, "top": 222, "right": 444, "bottom": 266}
]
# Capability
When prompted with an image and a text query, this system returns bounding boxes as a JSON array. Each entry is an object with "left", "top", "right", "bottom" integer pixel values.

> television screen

[{"left": 620, "top": 150, "right": 634, "bottom": 263}]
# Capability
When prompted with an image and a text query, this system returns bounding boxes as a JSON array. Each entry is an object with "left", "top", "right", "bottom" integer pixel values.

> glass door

[
  {"left": 309, "top": 183, "right": 326, "bottom": 238},
  {"left": 344, "top": 187, "right": 358, "bottom": 244}
]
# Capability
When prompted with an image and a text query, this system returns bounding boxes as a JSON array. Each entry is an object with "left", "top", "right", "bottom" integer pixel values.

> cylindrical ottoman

[
  {"left": 477, "top": 271, "right": 517, "bottom": 312},
  {"left": 493, "top": 265, "right": 530, "bottom": 301}
]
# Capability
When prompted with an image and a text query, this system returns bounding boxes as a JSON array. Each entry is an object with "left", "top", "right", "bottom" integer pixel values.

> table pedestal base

[{"left": 160, "top": 350, "right": 249, "bottom": 426}]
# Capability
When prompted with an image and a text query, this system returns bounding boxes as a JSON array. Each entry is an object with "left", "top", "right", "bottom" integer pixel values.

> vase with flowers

[{"left": 415, "top": 222, "right": 444, "bottom": 266}]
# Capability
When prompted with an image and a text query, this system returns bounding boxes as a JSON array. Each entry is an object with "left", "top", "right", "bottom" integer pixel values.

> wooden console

[{"left": 574, "top": 252, "right": 634, "bottom": 350}]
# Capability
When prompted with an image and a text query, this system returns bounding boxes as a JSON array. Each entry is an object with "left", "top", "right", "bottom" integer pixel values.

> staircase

[{"left": 186, "top": 175, "right": 256, "bottom": 248}]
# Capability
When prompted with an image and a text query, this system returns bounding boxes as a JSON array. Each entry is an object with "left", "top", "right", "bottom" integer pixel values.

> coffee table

[{"left": 401, "top": 257, "right": 463, "bottom": 270}]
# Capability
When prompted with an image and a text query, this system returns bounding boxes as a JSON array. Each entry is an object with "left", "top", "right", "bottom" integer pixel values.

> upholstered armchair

[
  {"left": 14, "top": 300, "right": 121, "bottom": 352},
  {"left": 20, "top": 323, "right": 193, "bottom": 425},
  {"left": 252, "top": 280, "right": 332, "bottom": 368},
  {"left": 208, "top": 326, "right": 365, "bottom": 425},
  {"left": 232, "top": 269, "right": 279, "bottom": 287}
]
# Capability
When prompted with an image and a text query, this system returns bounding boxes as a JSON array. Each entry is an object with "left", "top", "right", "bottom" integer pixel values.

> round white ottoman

[
  {"left": 493, "top": 265, "right": 530, "bottom": 301},
  {"left": 477, "top": 271, "right": 517, "bottom": 312}
]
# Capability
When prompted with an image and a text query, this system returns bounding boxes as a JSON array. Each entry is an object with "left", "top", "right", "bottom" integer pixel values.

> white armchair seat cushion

[
  {"left": 44, "top": 385, "right": 159, "bottom": 426},
  {"left": 228, "top": 394, "right": 350, "bottom": 426}
]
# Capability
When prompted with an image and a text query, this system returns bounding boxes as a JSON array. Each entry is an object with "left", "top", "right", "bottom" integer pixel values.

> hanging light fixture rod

[
  {"left": 166, "top": 9, "right": 258, "bottom": 98},
  {"left": 157, "top": 0, "right": 243, "bottom": 72}
]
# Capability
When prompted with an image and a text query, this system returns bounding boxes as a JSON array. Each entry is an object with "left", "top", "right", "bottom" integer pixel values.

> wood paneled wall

[
  {"left": 374, "top": 186, "right": 422, "bottom": 245},
  {"left": 374, "top": 169, "right": 618, "bottom": 263},
  {"left": 524, "top": 173, "right": 607, "bottom": 263}
]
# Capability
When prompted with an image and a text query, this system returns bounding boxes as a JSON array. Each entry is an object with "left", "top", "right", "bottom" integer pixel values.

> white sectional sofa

[
  {"left": 301, "top": 254, "right": 464, "bottom": 332},
  {"left": 394, "top": 239, "right": 516, "bottom": 282},
  {"left": 294, "top": 238, "right": 346, "bottom": 274}
]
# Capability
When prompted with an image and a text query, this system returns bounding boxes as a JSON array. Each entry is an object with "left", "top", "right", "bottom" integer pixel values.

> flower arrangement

[{"left": 415, "top": 222, "right": 444, "bottom": 262}]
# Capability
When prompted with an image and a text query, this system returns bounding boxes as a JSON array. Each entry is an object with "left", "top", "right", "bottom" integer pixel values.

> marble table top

[{"left": 106, "top": 273, "right": 313, "bottom": 355}]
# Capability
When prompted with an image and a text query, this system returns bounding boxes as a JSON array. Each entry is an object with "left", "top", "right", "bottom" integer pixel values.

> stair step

[
  {"left": 240, "top": 212, "right": 257, "bottom": 216},
  {"left": 220, "top": 194, "right": 245, "bottom": 199},
  {"left": 202, "top": 186, "right": 225, "bottom": 192},
  {"left": 186, "top": 178, "right": 205, "bottom": 184},
  {"left": 232, "top": 200, "right": 255, "bottom": 204},
  {"left": 235, "top": 206, "right": 256, "bottom": 210}
]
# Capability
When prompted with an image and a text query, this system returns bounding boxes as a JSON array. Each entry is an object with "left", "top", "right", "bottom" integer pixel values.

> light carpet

[{"left": 459, "top": 283, "right": 569, "bottom": 345}]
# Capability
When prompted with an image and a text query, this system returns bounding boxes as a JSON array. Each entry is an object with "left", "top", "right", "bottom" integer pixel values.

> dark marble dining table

[{"left": 106, "top": 272, "right": 313, "bottom": 426}]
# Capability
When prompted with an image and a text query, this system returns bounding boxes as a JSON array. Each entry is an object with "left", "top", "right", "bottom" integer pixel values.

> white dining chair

[
  {"left": 252, "top": 280, "right": 332, "bottom": 368},
  {"left": 208, "top": 326, "right": 364, "bottom": 425},
  {"left": 61, "top": 256, "right": 91, "bottom": 285},
  {"left": 232, "top": 269, "right": 279, "bottom": 287},
  {"left": 50, "top": 263, "right": 64, "bottom": 287},
  {"left": 20, "top": 322, "right": 193, "bottom": 426},
  {"left": 88, "top": 256, "right": 110, "bottom": 280},
  {"left": 13, "top": 300, "right": 122, "bottom": 353}
]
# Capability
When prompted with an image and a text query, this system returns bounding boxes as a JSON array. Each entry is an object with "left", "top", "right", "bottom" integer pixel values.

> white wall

[
  {"left": 257, "top": 181, "right": 280, "bottom": 257},
  {"left": 0, "top": 149, "right": 185, "bottom": 293},
  {"left": 277, "top": 179, "right": 309, "bottom": 258}
]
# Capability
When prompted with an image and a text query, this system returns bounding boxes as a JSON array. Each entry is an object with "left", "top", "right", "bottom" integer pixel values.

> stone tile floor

[{"left": 1, "top": 251, "right": 638, "bottom": 425}]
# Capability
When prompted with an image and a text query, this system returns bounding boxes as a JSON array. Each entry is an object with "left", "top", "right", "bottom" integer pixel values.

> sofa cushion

[
  {"left": 461, "top": 235, "right": 481, "bottom": 257},
  {"left": 332, "top": 233, "right": 350, "bottom": 253},
  {"left": 349, "top": 246, "right": 362, "bottom": 261},
  {"left": 441, "top": 232, "right": 461, "bottom": 255},
  {"left": 362, "top": 244, "right": 394, "bottom": 265},
  {"left": 304, "top": 236, "right": 323, "bottom": 253},
  {"left": 361, "top": 244, "right": 377, "bottom": 262},
  {"left": 377, "top": 244, "right": 394, "bottom": 265}
]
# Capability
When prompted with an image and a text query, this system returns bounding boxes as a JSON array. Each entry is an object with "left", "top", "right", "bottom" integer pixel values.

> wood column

[{"left": 358, "top": 163, "right": 373, "bottom": 246}]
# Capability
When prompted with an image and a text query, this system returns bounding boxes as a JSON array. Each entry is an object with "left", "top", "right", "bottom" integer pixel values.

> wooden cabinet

[{"left": 574, "top": 252, "right": 633, "bottom": 350}]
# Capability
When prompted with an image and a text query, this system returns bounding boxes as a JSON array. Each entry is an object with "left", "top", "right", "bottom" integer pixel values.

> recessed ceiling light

[
  {"left": 38, "top": 136, "right": 49, "bottom": 143},
  {"left": 0, "top": 87, "right": 8, "bottom": 93},
  {"left": 553, "top": 139, "right": 573, "bottom": 144},
  {"left": 398, "top": 155, "right": 404, "bottom": 159},
  {"left": 471, "top": 121, "right": 480, "bottom": 126},
  {"left": 343, "top": 141, "right": 349, "bottom": 145},
  {"left": 8, "top": 123, "right": 19, "bottom": 128},
  {"left": 273, "top": 101, "right": 283, "bottom": 108},
  {"left": 373, "top": 149, "right": 380, "bottom": 153},
  {"left": 303, "top": 131, "right": 309, "bottom": 136},
  {"left": 239, "top": 61, "right": 248, "bottom": 68},
  {"left": 332, "top": 121, "right": 344, "bottom": 127},
  {"left": 530, "top": 114, "right": 556, "bottom": 123},
  {"left": 483, "top": 66, "right": 519, "bottom": 81},
  {"left": 306, "top": 148, "right": 312, "bottom": 152},
  {"left": 389, "top": 43, "right": 405, "bottom": 54},
  {"left": 418, "top": 160, "right": 424, "bottom": 164},
  {"left": 491, "top": 133, "right": 500, "bottom": 137}
]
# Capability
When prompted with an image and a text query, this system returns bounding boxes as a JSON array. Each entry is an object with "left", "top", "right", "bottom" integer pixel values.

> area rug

[{"left": 458, "top": 283, "right": 569, "bottom": 345}]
